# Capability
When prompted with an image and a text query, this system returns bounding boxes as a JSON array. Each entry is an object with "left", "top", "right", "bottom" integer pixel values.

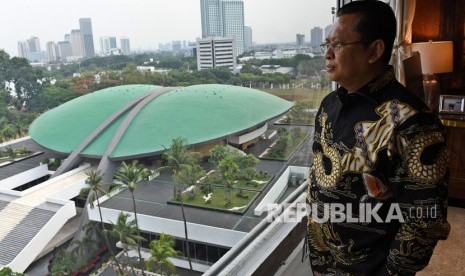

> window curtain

[{"left": 389, "top": 0, "right": 417, "bottom": 85}]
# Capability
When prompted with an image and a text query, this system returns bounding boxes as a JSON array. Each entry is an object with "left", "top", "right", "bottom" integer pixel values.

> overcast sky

[{"left": 1, "top": 0, "right": 335, "bottom": 56}]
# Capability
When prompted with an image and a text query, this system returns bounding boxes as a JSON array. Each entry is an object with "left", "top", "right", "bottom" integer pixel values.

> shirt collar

[{"left": 336, "top": 66, "right": 396, "bottom": 100}]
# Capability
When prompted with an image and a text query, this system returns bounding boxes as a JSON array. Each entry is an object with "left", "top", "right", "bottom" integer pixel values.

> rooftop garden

[{"left": 162, "top": 142, "right": 270, "bottom": 214}]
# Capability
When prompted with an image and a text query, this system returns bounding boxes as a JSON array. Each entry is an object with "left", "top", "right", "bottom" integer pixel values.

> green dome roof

[{"left": 30, "top": 84, "right": 293, "bottom": 159}]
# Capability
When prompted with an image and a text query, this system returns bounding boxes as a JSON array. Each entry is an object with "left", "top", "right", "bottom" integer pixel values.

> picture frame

[{"left": 439, "top": 95, "right": 465, "bottom": 114}]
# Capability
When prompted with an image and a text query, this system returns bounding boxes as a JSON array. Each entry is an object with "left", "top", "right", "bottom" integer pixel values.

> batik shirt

[{"left": 307, "top": 67, "right": 450, "bottom": 276}]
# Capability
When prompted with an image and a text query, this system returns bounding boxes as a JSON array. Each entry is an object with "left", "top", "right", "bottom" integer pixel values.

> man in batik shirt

[{"left": 307, "top": 1, "right": 450, "bottom": 275}]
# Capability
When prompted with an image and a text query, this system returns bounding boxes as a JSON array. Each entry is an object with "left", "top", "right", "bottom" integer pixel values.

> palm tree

[
  {"left": 108, "top": 212, "right": 146, "bottom": 275},
  {"left": 158, "top": 137, "right": 201, "bottom": 271},
  {"left": 70, "top": 234, "right": 97, "bottom": 261},
  {"left": 49, "top": 249, "right": 75, "bottom": 276},
  {"left": 146, "top": 233, "right": 179, "bottom": 275},
  {"left": 114, "top": 160, "right": 151, "bottom": 272},
  {"left": 80, "top": 169, "right": 124, "bottom": 274}
]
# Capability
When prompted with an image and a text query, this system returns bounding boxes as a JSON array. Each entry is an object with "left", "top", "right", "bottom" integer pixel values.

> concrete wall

[
  {"left": 0, "top": 164, "right": 49, "bottom": 190},
  {"left": 228, "top": 123, "right": 267, "bottom": 145},
  {"left": 88, "top": 201, "right": 246, "bottom": 248},
  {"left": 254, "top": 166, "right": 309, "bottom": 216}
]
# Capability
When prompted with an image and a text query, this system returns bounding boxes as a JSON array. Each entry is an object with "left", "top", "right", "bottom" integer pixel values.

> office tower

[
  {"left": 200, "top": 0, "right": 245, "bottom": 55},
  {"left": 109, "top": 37, "right": 117, "bottom": 51},
  {"left": 310, "top": 26, "right": 323, "bottom": 48},
  {"left": 64, "top": 34, "right": 71, "bottom": 42},
  {"left": 17, "top": 41, "right": 29, "bottom": 59},
  {"left": 79, "top": 18, "right": 95, "bottom": 58},
  {"left": 201, "top": 0, "right": 222, "bottom": 37},
  {"left": 324, "top": 25, "right": 332, "bottom": 41},
  {"left": 70, "top": 29, "right": 84, "bottom": 57},
  {"left": 28, "top": 36, "right": 41, "bottom": 53},
  {"left": 57, "top": 41, "right": 72, "bottom": 60},
  {"left": 46, "top": 41, "right": 59, "bottom": 62},
  {"left": 244, "top": 26, "right": 252, "bottom": 50},
  {"left": 172, "top": 41, "right": 182, "bottom": 51},
  {"left": 196, "top": 37, "right": 236, "bottom": 71},
  {"left": 100, "top": 37, "right": 110, "bottom": 55},
  {"left": 296, "top": 34, "right": 305, "bottom": 48},
  {"left": 120, "top": 37, "right": 130, "bottom": 55}
]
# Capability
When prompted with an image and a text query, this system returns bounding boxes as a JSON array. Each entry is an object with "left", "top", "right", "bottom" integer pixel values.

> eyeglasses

[{"left": 320, "top": 40, "right": 369, "bottom": 53}]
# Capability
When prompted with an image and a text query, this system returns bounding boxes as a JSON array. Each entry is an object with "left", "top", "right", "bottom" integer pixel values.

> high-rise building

[
  {"left": 17, "top": 41, "right": 29, "bottom": 59},
  {"left": 79, "top": 18, "right": 95, "bottom": 58},
  {"left": 70, "top": 29, "right": 84, "bottom": 57},
  {"left": 172, "top": 41, "right": 182, "bottom": 51},
  {"left": 46, "top": 41, "right": 59, "bottom": 62},
  {"left": 324, "top": 25, "right": 332, "bottom": 41},
  {"left": 109, "top": 37, "right": 117, "bottom": 50},
  {"left": 18, "top": 37, "right": 43, "bottom": 61},
  {"left": 28, "top": 37, "right": 41, "bottom": 53},
  {"left": 100, "top": 37, "right": 110, "bottom": 56},
  {"left": 57, "top": 41, "right": 72, "bottom": 60},
  {"left": 201, "top": 0, "right": 245, "bottom": 55},
  {"left": 296, "top": 34, "right": 305, "bottom": 48},
  {"left": 244, "top": 26, "right": 252, "bottom": 50},
  {"left": 120, "top": 37, "right": 130, "bottom": 55},
  {"left": 196, "top": 36, "right": 236, "bottom": 71},
  {"left": 310, "top": 26, "right": 323, "bottom": 48},
  {"left": 201, "top": 0, "right": 222, "bottom": 37}
]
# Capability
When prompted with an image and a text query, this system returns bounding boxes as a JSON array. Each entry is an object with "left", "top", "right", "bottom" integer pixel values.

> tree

[
  {"left": 208, "top": 145, "right": 230, "bottom": 167},
  {"left": 109, "top": 212, "right": 146, "bottom": 275},
  {"left": 80, "top": 169, "right": 124, "bottom": 274},
  {"left": 0, "top": 52, "right": 44, "bottom": 111},
  {"left": 114, "top": 160, "right": 151, "bottom": 272},
  {"left": 35, "top": 84, "right": 79, "bottom": 111},
  {"left": 0, "top": 267, "right": 25, "bottom": 276},
  {"left": 158, "top": 137, "right": 201, "bottom": 271},
  {"left": 218, "top": 155, "right": 239, "bottom": 206},
  {"left": 49, "top": 249, "right": 75, "bottom": 276},
  {"left": 235, "top": 154, "right": 259, "bottom": 182},
  {"left": 146, "top": 233, "right": 179, "bottom": 275}
]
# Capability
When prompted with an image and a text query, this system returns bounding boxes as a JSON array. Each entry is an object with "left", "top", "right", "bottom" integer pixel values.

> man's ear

[{"left": 368, "top": 39, "right": 385, "bottom": 63}]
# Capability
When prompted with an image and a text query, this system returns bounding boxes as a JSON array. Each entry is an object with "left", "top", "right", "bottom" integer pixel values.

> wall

[
  {"left": 412, "top": 0, "right": 465, "bottom": 92},
  {"left": 0, "top": 164, "right": 49, "bottom": 190}
]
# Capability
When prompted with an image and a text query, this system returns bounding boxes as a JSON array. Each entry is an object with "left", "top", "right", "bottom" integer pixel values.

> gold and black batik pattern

[{"left": 307, "top": 67, "right": 450, "bottom": 275}]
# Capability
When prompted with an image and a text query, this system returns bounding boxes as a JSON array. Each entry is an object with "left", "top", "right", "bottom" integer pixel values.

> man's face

[{"left": 324, "top": 14, "right": 372, "bottom": 92}]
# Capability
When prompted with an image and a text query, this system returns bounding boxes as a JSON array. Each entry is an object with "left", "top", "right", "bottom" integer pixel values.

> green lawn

[
  {"left": 230, "top": 175, "right": 271, "bottom": 191},
  {"left": 179, "top": 186, "right": 258, "bottom": 212}
]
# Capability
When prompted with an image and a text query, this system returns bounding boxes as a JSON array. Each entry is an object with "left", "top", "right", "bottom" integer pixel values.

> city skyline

[{"left": 0, "top": 0, "right": 334, "bottom": 56}]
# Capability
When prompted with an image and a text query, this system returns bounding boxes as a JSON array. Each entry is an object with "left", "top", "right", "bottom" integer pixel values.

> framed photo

[{"left": 439, "top": 95, "right": 465, "bottom": 114}]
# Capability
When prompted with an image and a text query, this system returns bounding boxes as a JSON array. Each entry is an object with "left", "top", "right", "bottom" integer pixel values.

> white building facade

[
  {"left": 196, "top": 37, "right": 236, "bottom": 71},
  {"left": 201, "top": 0, "right": 245, "bottom": 56}
]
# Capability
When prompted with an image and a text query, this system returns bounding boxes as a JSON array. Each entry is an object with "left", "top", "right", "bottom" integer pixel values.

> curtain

[{"left": 389, "top": 0, "right": 417, "bottom": 85}]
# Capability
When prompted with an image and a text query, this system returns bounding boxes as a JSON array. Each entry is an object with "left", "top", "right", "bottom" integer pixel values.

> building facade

[
  {"left": 46, "top": 41, "right": 59, "bottom": 62},
  {"left": 196, "top": 37, "right": 236, "bottom": 71},
  {"left": 100, "top": 36, "right": 110, "bottom": 56},
  {"left": 57, "top": 41, "right": 72, "bottom": 60},
  {"left": 17, "top": 41, "right": 29, "bottom": 59},
  {"left": 201, "top": 0, "right": 245, "bottom": 56},
  {"left": 244, "top": 26, "right": 252, "bottom": 50},
  {"left": 79, "top": 18, "right": 95, "bottom": 58},
  {"left": 296, "top": 34, "right": 305, "bottom": 48},
  {"left": 310, "top": 26, "right": 323, "bottom": 48},
  {"left": 120, "top": 37, "right": 130, "bottom": 55},
  {"left": 28, "top": 36, "right": 41, "bottom": 53},
  {"left": 70, "top": 29, "right": 84, "bottom": 57}
]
